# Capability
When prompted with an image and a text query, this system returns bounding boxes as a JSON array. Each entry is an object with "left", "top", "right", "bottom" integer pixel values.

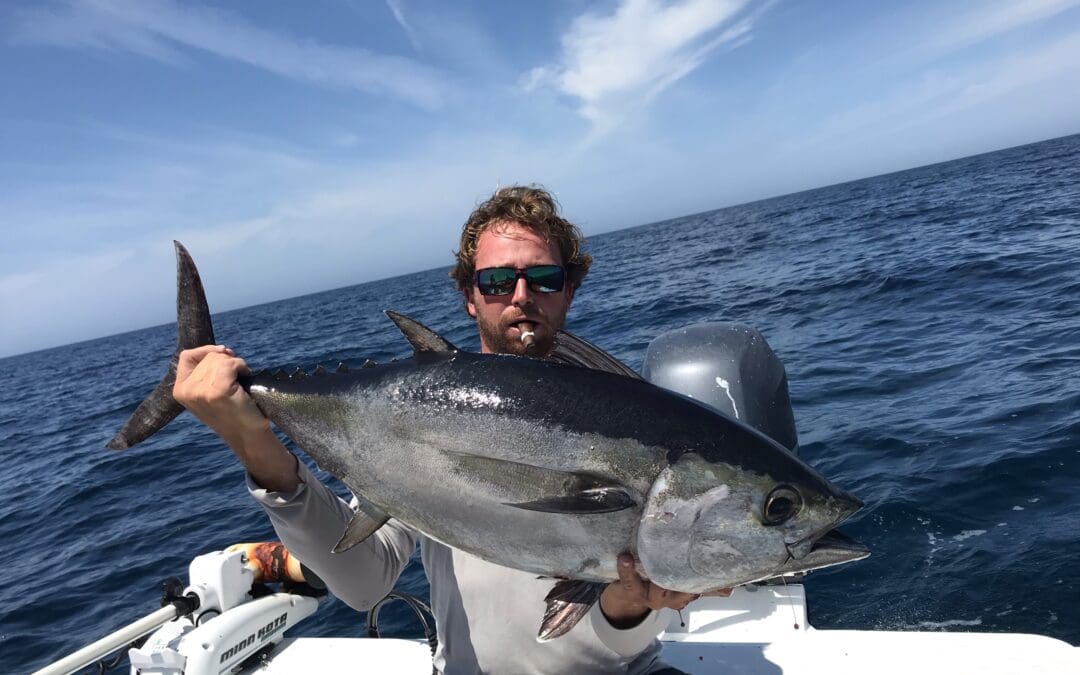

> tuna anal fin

[
  {"left": 332, "top": 497, "right": 390, "bottom": 553},
  {"left": 385, "top": 311, "right": 458, "bottom": 353},
  {"left": 444, "top": 451, "right": 638, "bottom": 515},
  {"left": 538, "top": 580, "right": 605, "bottom": 641},
  {"left": 548, "top": 331, "right": 642, "bottom": 379}
]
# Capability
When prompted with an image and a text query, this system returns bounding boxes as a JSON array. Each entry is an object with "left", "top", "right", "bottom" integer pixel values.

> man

[{"left": 174, "top": 186, "right": 698, "bottom": 673}]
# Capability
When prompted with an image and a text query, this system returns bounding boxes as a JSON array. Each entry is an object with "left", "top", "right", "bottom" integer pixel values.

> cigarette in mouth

[{"left": 519, "top": 321, "right": 537, "bottom": 351}]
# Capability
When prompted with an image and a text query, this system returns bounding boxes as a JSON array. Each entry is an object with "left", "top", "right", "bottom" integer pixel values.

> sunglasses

[{"left": 475, "top": 265, "right": 566, "bottom": 296}]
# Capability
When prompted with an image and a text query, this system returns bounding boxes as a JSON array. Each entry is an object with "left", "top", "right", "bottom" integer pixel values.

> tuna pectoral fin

[
  {"left": 443, "top": 451, "right": 637, "bottom": 514},
  {"left": 332, "top": 496, "right": 391, "bottom": 553},
  {"left": 509, "top": 488, "right": 636, "bottom": 514},
  {"left": 538, "top": 580, "right": 606, "bottom": 641},
  {"left": 107, "top": 241, "right": 215, "bottom": 450}
]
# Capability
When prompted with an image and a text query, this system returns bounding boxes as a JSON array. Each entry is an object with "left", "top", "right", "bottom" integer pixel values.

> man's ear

[{"left": 465, "top": 290, "right": 477, "bottom": 318}]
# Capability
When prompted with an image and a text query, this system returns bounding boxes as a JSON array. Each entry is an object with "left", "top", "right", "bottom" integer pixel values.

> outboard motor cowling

[{"left": 641, "top": 323, "right": 798, "bottom": 455}]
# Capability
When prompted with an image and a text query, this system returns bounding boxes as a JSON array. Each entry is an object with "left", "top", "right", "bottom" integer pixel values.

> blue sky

[{"left": 2, "top": 0, "right": 1079, "bottom": 357}]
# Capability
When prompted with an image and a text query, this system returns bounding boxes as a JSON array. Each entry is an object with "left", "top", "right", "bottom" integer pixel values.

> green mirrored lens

[
  {"left": 526, "top": 266, "right": 564, "bottom": 292},
  {"left": 478, "top": 268, "right": 517, "bottom": 295}
]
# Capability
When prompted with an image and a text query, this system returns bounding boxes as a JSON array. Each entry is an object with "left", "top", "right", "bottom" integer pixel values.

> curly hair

[{"left": 450, "top": 185, "right": 592, "bottom": 293}]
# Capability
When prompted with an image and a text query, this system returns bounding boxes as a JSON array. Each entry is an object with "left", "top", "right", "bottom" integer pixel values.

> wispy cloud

[
  {"left": 9, "top": 0, "right": 447, "bottom": 107},
  {"left": 385, "top": 0, "right": 423, "bottom": 52},
  {"left": 0, "top": 247, "right": 144, "bottom": 354},
  {"left": 0, "top": 121, "right": 329, "bottom": 273},
  {"left": 921, "top": 0, "right": 1080, "bottom": 57},
  {"left": 783, "top": 27, "right": 1080, "bottom": 175},
  {"left": 916, "top": 28, "right": 1080, "bottom": 127},
  {"left": 524, "top": 0, "right": 758, "bottom": 135}
]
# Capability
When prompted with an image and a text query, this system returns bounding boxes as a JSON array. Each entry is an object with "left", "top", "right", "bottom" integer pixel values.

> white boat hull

[{"left": 235, "top": 585, "right": 1080, "bottom": 674}]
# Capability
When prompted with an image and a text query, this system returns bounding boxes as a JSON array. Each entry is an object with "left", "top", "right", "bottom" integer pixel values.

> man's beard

[{"left": 476, "top": 313, "right": 555, "bottom": 356}]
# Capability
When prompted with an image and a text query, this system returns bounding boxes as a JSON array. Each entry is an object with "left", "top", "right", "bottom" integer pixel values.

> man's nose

[{"left": 511, "top": 276, "right": 534, "bottom": 306}]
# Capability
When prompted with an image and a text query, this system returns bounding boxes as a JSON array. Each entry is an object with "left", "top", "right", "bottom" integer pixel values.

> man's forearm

[
  {"left": 227, "top": 426, "right": 299, "bottom": 493},
  {"left": 248, "top": 461, "right": 418, "bottom": 611}
]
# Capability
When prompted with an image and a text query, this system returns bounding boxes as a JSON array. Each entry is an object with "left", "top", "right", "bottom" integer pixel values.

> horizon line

[{"left": 3, "top": 130, "right": 1076, "bottom": 361}]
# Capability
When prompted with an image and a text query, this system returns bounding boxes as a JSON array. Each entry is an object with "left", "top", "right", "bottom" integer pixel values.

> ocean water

[{"left": 2, "top": 134, "right": 1078, "bottom": 672}]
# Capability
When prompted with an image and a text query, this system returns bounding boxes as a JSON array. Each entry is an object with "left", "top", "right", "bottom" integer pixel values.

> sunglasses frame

[{"left": 475, "top": 265, "right": 566, "bottom": 296}]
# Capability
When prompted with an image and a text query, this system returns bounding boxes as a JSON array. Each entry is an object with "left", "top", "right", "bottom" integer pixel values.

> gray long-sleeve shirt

[{"left": 248, "top": 461, "right": 669, "bottom": 674}]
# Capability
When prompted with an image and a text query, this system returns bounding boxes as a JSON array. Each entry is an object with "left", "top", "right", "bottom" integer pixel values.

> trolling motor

[
  {"left": 33, "top": 545, "right": 321, "bottom": 675},
  {"left": 126, "top": 545, "right": 321, "bottom": 674}
]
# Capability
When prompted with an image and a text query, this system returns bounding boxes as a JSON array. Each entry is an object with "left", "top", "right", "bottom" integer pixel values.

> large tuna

[{"left": 109, "top": 242, "right": 868, "bottom": 639}]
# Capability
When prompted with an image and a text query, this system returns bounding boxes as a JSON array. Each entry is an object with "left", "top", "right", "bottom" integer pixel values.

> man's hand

[
  {"left": 599, "top": 553, "right": 715, "bottom": 629},
  {"left": 174, "top": 345, "right": 265, "bottom": 439},
  {"left": 173, "top": 345, "right": 298, "bottom": 492}
]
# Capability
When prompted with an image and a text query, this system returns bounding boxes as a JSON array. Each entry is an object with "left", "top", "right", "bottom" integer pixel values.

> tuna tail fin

[{"left": 106, "top": 241, "right": 215, "bottom": 450}]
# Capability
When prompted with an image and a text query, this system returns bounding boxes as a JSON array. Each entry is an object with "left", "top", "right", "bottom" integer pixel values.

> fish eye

[{"left": 763, "top": 485, "right": 802, "bottom": 526}]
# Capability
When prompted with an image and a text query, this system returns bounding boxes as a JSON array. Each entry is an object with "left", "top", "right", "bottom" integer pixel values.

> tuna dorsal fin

[
  {"left": 547, "top": 331, "right": 642, "bottom": 380},
  {"left": 442, "top": 451, "right": 638, "bottom": 515},
  {"left": 538, "top": 580, "right": 606, "bottom": 641},
  {"left": 385, "top": 310, "right": 458, "bottom": 353},
  {"left": 332, "top": 495, "right": 391, "bottom": 553}
]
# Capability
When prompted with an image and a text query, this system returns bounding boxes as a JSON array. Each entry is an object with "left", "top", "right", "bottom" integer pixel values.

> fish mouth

[
  {"left": 786, "top": 491, "right": 864, "bottom": 560},
  {"left": 782, "top": 529, "right": 869, "bottom": 574}
]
